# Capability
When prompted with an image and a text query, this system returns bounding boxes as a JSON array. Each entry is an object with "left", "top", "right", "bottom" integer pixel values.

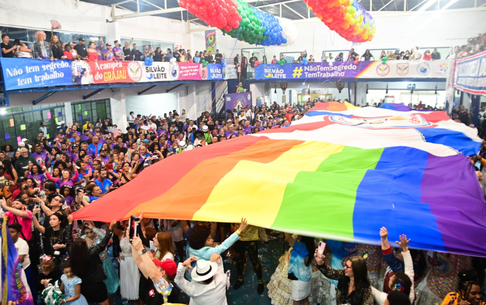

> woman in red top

[
  {"left": 87, "top": 41, "right": 98, "bottom": 61},
  {"left": 423, "top": 50, "right": 432, "bottom": 60},
  {"left": 63, "top": 44, "right": 73, "bottom": 60}
]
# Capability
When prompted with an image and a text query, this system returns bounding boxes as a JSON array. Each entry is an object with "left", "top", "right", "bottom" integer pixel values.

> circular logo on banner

[
  {"left": 127, "top": 61, "right": 142, "bottom": 82},
  {"left": 417, "top": 62, "right": 431, "bottom": 75},
  {"left": 200, "top": 66, "right": 208, "bottom": 80},
  {"left": 169, "top": 63, "right": 179, "bottom": 80},
  {"left": 71, "top": 60, "right": 93, "bottom": 85},
  {"left": 376, "top": 63, "right": 390, "bottom": 76}
]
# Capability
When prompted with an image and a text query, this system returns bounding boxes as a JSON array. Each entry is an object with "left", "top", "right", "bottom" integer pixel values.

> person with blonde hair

[{"left": 33, "top": 30, "right": 53, "bottom": 61}]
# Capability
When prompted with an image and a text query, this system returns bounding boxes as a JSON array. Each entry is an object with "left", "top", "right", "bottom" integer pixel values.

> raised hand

[
  {"left": 314, "top": 248, "right": 325, "bottom": 265},
  {"left": 239, "top": 218, "right": 248, "bottom": 232},
  {"left": 396, "top": 234, "right": 410, "bottom": 252}
]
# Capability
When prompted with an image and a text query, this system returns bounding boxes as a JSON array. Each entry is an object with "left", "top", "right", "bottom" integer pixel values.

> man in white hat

[
  {"left": 202, "top": 125, "right": 212, "bottom": 144},
  {"left": 22, "top": 138, "right": 32, "bottom": 151},
  {"left": 175, "top": 253, "right": 227, "bottom": 305}
]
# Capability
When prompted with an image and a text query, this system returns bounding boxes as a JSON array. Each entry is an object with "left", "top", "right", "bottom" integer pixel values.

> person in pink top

[
  {"left": 1, "top": 197, "right": 33, "bottom": 241},
  {"left": 44, "top": 167, "right": 79, "bottom": 188}
]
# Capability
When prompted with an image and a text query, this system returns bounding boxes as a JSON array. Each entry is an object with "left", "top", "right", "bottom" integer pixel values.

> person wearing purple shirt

[
  {"left": 44, "top": 167, "right": 79, "bottom": 188},
  {"left": 225, "top": 125, "right": 238, "bottom": 139},
  {"left": 31, "top": 145, "right": 48, "bottom": 167},
  {"left": 97, "top": 149, "right": 111, "bottom": 167},
  {"left": 112, "top": 40, "right": 125, "bottom": 61}
]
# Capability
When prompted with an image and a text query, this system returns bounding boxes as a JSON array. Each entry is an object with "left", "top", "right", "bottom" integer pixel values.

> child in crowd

[{"left": 60, "top": 259, "right": 89, "bottom": 305}]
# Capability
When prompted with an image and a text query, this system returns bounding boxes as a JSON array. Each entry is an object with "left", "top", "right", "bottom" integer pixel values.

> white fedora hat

[{"left": 191, "top": 260, "right": 218, "bottom": 282}]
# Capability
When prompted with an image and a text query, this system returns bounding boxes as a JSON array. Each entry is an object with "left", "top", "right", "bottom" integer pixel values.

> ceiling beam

[
  {"left": 378, "top": 0, "right": 395, "bottom": 11},
  {"left": 282, "top": 3, "right": 307, "bottom": 19}
]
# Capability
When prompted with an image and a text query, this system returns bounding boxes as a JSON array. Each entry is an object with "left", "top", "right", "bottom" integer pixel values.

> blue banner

[
  {"left": 207, "top": 64, "right": 224, "bottom": 80},
  {"left": 0, "top": 58, "right": 74, "bottom": 91},
  {"left": 254, "top": 62, "right": 374, "bottom": 80},
  {"left": 455, "top": 50, "right": 486, "bottom": 97}
]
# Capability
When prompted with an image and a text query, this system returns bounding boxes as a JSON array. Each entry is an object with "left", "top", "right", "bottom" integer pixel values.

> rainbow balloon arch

[
  {"left": 305, "top": 0, "right": 376, "bottom": 42},
  {"left": 179, "top": 0, "right": 375, "bottom": 45}
]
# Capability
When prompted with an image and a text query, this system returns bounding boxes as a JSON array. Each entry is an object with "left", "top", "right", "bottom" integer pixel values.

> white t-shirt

[{"left": 15, "top": 238, "right": 30, "bottom": 269}]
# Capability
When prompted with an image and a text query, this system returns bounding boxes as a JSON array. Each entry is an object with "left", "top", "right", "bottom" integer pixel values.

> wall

[
  {"left": 125, "top": 92, "right": 179, "bottom": 117},
  {"left": 215, "top": 9, "right": 486, "bottom": 60}
]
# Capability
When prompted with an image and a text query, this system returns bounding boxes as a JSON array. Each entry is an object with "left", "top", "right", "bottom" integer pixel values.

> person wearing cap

[
  {"left": 130, "top": 236, "right": 181, "bottom": 304},
  {"left": 201, "top": 125, "right": 213, "bottom": 144},
  {"left": 74, "top": 37, "right": 88, "bottom": 60},
  {"left": 174, "top": 253, "right": 226, "bottom": 305},
  {"left": 103, "top": 43, "right": 114, "bottom": 61}
]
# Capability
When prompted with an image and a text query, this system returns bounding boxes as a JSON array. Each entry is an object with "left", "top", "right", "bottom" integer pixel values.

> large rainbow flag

[
  {"left": 1, "top": 217, "right": 34, "bottom": 305},
  {"left": 73, "top": 102, "right": 486, "bottom": 256}
]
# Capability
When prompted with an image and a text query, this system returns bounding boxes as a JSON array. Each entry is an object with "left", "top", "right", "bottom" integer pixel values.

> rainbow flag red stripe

[{"left": 73, "top": 103, "right": 486, "bottom": 256}]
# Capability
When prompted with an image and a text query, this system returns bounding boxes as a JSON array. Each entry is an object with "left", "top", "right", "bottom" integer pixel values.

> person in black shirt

[
  {"left": 431, "top": 48, "right": 441, "bottom": 60},
  {"left": 49, "top": 32, "right": 63, "bottom": 60},
  {"left": 131, "top": 44, "right": 143, "bottom": 61},
  {"left": 153, "top": 47, "right": 163, "bottom": 62},
  {"left": 241, "top": 55, "right": 248, "bottom": 80},
  {"left": 205, "top": 51, "right": 214, "bottom": 63},
  {"left": 1, "top": 34, "right": 16, "bottom": 57},
  {"left": 123, "top": 38, "right": 134, "bottom": 61},
  {"left": 361, "top": 49, "right": 374, "bottom": 61},
  {"left": 186, "top": 49, "right": 192, "bottom": 62},
  {"left": 233, "top": 54, "right": 239, "bottom": 65},
  {"left": 215, "top": 49, "right": 223, "bottom": 64},
  {"left": 347, "top": 48, "right": 359, "bottom": 61},
  {"left": 250, "top": 53, "right": 258, "bottom": 68},
  {"left": 74, "top": 38, "right": 88, "bottom": 60}
]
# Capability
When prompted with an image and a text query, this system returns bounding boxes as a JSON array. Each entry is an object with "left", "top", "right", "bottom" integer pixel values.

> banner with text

[
  {"left": 254, "top": 60, "right": 450, "bottom": 80},
  {"left": 225, "top": 92, "right": 252, "bottom": 110},
  {"left": 0, "top": 58, "right": 228, "bottom": 91},
  {"left": 454, "top": 51, "right": 486, "bottom": 97}
]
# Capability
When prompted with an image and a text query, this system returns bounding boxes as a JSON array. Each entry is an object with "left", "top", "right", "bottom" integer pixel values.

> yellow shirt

[{"left": 236, "top": 225, "right": 259, "bottom": 241}]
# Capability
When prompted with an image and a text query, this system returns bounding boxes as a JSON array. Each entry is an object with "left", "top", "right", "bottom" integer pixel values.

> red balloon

[
  {"left": 179, "top": 0, "right": 187, "bottom": 7},
  {"left": 224, "top": 25, "right": 232, "bottom": 32}
]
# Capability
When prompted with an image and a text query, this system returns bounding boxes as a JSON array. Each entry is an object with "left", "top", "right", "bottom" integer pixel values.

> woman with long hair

[
  {"left": 49, "top": 32, "right": 63, "bottom": 60},
  {"left": 70, "top": 219, "right": 116, "bottom": 305},
  {"left": 87, "top": 41, "right": 98, "bottom": 61},
  {"left": 153, "top": 47, "right": 163, "bottom": 62},
  {"left": 315, "top": 251, "right": 373, "bottom": 305},
  {"left": 81, "top": 221, "right": 120, "bottom": 304},
  {"left": 153, "top": 231, "right": 175, "bottom": 261},
  {"left": 2, "top": 159, "right": 18, "bottom": 193}
]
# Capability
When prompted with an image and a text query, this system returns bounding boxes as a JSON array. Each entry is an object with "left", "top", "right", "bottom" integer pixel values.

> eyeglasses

[{"left": 344, "top": 264, "right": 352, "bottom": 269}]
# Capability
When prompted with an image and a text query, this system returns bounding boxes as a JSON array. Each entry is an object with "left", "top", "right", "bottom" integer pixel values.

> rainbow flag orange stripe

[{"left": 73, "top": 104, "right": 486, "bottom": 256}]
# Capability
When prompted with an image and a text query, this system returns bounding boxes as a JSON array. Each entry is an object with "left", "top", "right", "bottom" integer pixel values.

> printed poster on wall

[
  {"left": 205, "top": 30, "right": 216, "bottom": 55},
  {"left": 225, "top": 92, "right": 252, "bottom": 110}
]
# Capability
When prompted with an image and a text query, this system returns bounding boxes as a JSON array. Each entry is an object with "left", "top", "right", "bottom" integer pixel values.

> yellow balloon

[{"left": 349, "top": 18, "right": 355, "bottom": 25}]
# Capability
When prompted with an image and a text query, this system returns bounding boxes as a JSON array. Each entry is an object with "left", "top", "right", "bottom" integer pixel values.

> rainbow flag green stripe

[
  {"left": 273, "top": 146, "right": 383, "bottom": 240},
  {"left": 73, "top": 109, "right": 486, "bottom": 256}
]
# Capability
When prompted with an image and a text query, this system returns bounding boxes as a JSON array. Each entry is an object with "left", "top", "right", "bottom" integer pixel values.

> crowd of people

[
  {"left": 454, "top": 31, "right": 486, "bottom": 59},
  {"left": 0, "top": 28, "right": 228, "bottom": 64},
  {"left": 0, "top": 98, "right": 485, "bottom": 305}
]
